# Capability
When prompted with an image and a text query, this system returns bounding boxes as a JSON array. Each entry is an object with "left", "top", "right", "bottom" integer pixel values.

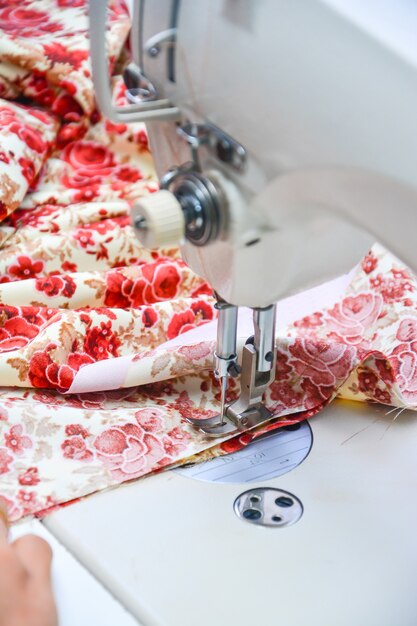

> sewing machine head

[{"left": 90, "top": 0, "right": 417, "bottom": 435}]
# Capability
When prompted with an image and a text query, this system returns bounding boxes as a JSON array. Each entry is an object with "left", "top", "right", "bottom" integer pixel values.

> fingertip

[
  {"left": 13, "top": 534, "right": 53, "bottom": 577},
  {"left": 28, "top": 534, "right": 53, "bottom": 558}
]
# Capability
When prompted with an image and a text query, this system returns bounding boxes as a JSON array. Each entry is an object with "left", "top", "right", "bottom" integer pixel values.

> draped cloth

[{"left": 0, "top": 0, "right": 415, "bottom": 522}]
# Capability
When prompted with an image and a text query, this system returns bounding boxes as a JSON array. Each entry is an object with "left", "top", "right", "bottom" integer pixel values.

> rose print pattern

[
  {"left": 0, "top": 0, "right": 131, "bottom": 115},
  {"left": 0, "top": 101, "right": 58, "bottom": 220},
  {"left": 389, "top": 323, "right": 417, "bottom": 403},
  {"left": 324, "top": 293, "right": 383, "bottom": 346},
  {"left": 0, "top": 305, "right": 58, "bottom": 353}
]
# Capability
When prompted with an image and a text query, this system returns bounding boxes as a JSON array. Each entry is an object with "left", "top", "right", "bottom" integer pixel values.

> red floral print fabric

[
  {"left": 0, "top": 100, "right": 58, "bottom": 220},
  {"left": 0, "top": 0, "right": 130, "bottom": 116}
]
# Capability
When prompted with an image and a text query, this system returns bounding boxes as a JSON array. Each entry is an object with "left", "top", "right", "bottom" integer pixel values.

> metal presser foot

[{"left": 187, "top": 300, "right": 277, "bottom": 438}]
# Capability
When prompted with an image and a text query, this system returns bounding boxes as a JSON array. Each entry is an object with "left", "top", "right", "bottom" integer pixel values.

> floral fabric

[
  {"left": 0, "top": 0, "right": 130, "bottom": 116},
  {"left": 0, "top": 1, "right": 416, "bottom": 523},
  {"left": 0, "top": 101, "right": 58, "bottom": 221},
  {"left": 1, "top": 239, "right": 417, "bottom": 521},
  {"left": 0, "top": 0, "right": 133, "bottom": 223}
]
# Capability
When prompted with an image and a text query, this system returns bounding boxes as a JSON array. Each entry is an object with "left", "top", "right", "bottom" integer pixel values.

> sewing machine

[
  {"left": 90, "top": 0, "right": 417, "bottom": 440},
  {"left": 38, "top": 1, "right": 417, "bottom": 624}
]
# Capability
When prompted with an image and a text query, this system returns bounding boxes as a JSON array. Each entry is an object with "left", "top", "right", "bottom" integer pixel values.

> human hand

[{"left": 0, "top": 508, "right": 57, "bottom": 626}]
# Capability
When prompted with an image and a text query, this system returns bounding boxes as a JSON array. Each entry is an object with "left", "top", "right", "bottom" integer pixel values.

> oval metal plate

[{"left": 234, "top": 487, "right": 303, "bottom": 528}]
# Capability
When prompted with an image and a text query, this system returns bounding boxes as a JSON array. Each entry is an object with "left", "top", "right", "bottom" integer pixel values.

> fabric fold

[{"left": 0, "top": 100, "right": 58, "bottom": 220}]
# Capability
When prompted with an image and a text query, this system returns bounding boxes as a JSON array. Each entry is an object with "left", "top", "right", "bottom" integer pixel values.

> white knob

[{"left": 132, "top": 190, "right": 185, "bottom": 248}]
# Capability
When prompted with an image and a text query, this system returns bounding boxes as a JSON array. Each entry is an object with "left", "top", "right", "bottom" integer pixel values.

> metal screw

[{"left": 148, "top": 46, "right": 160, "bottom": 58}]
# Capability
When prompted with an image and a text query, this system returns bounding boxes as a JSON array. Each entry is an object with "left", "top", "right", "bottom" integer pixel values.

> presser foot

[
  {"left": 187, "top": 303, "right": 277, "bottom": 438},
  {"left": 187, "top": 339, "right": 276, "bottom": 438},
  {"left": 186, "top": 403, "right": 273, "bottom": 438}
]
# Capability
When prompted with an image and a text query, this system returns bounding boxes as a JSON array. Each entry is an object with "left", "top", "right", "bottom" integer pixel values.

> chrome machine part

[
  {"left": 213, "top": 300, "right": 239, "bottom": 425},
  {"left": 170, "top": 171, "right": 225, "bottom": 247},
  {"left": 233, "top": 488, "right": 304, "bottom": 528},
  {"left": 177, "top": 123, "right": 247, "bottom": 173},
  {"left": 187, "top": 304, "right": 277, "bottom": 437},
  {"left": 213, "top": 301, "right": 239, "bottom": 380},
  {"left": 144, "top": 27, "right": 177, "bottom": 59},
  {"left": 89, "top": 0, "right": 180, "bottom": 123},
  {"left": 123, "top": 63, "right": 158, "bottom": 104},
  {"left": 253, "top": 305, "right": 277, "bottom": 373}
]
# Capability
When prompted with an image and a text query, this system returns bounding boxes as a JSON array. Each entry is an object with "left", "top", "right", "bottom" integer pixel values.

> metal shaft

[
  {"left": 253, "top": 304, "right": 277, "bottom": 373},
  {"left": 214, "top": 300, "right": 238, "bottom": 424}
]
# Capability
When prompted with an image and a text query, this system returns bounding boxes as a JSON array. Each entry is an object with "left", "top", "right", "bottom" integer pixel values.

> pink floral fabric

[{"left": 0, "top": 2, "right": 416, "bottom": 523}]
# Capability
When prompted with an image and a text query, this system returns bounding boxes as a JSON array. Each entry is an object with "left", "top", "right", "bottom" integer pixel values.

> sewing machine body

[
  {"left": 66, "top": 1, "right": 417, "bottom": 623},
  {"left": 92, "top": 0, "right": 417, "bottom": 307},
  {"left": 168, "top": 0, "right": 417, "bottom": 302}
]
